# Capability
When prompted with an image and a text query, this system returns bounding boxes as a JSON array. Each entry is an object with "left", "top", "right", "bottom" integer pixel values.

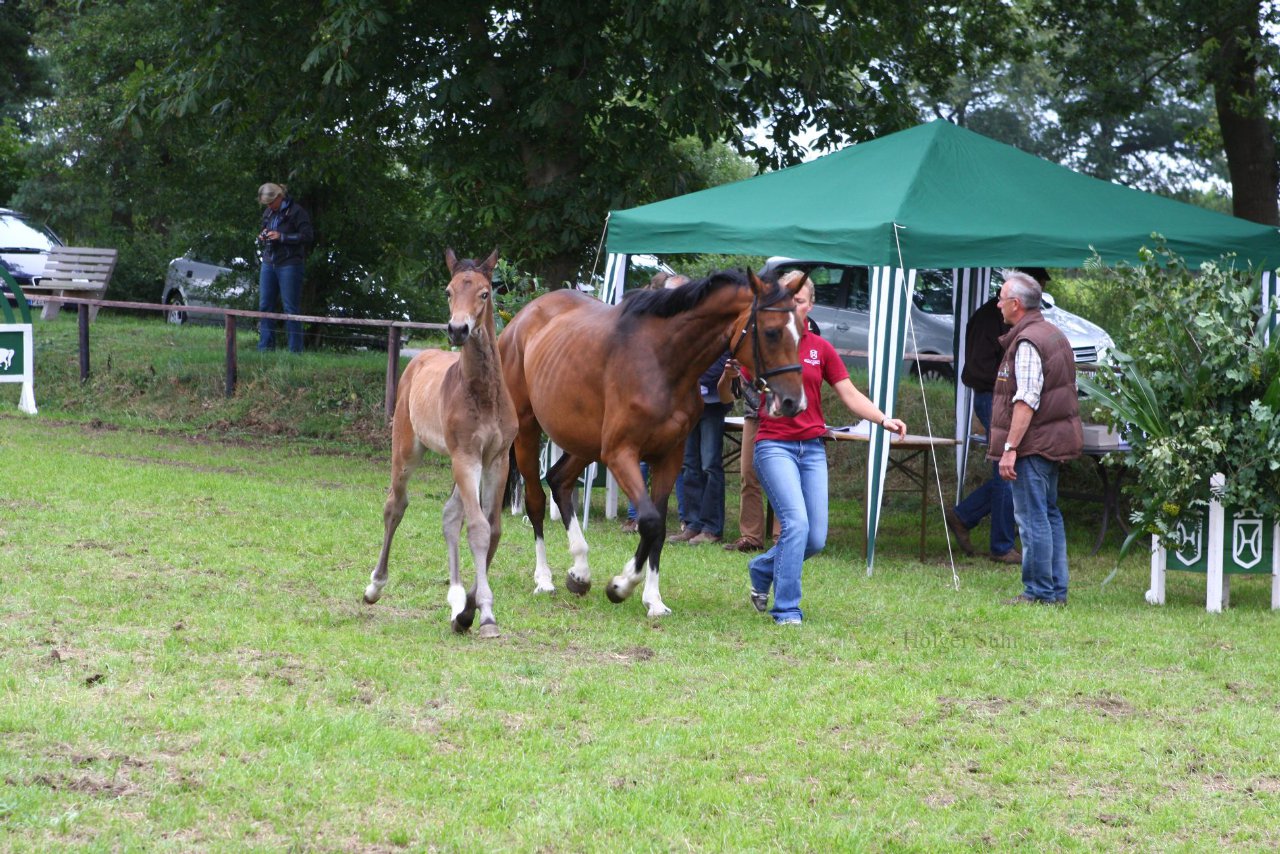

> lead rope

[{"left": 894, "top": 223, "right": 960, "bottom": 591}]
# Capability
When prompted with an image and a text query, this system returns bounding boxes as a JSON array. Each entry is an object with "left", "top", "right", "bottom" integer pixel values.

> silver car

[
  {"left": 761, "top": 258, "right": 1114, "bottom": 380},
  {"left": 161, "top": 256, "right": 253, "bottom": 324}
]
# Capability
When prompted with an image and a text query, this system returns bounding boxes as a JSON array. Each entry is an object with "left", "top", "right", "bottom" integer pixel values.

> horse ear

[
  {"left": 444, "top": 248, "right": 460, "bottom": 276},
  {"left": 480, "top": 248, "right": 500, "bottom": 277},
  {"left": 781, "top": 270, "right": 809, "bottom": 295},
  {"left": 747, "top": 268, "right": 767, "bottom": 297}
]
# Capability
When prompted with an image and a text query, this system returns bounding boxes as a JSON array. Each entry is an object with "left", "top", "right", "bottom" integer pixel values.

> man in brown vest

[{"left": 988, "top": 271, "right": 1083, "bottom": 605}]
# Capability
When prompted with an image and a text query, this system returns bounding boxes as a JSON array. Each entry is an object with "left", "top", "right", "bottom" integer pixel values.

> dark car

[{"left": 0, "top": 208, "right": 63, "bottom": 303}]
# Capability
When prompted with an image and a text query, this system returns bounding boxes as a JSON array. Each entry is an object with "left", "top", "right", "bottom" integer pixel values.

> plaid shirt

[{"left": 1012, "top": 340, "right": 1043, "bottom": 410}]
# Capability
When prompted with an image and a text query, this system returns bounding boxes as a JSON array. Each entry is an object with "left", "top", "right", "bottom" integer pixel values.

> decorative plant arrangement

[{"left": 1078, "top": 240, "right": 1280, "bottom": 551}]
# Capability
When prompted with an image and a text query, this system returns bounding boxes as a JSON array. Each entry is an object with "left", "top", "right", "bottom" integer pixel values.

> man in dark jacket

[
  {"left": 668, "top": 348, "right": 732, "bottom": 545},
  {"left": 989, "top": 270, "right": 1083, "bottom": 605},
  {"left": 257, "top": 182, "right": 314, "bottom": 353},
  {"left": 946, "top": 296, "right": 1020, "bottom": 563}
]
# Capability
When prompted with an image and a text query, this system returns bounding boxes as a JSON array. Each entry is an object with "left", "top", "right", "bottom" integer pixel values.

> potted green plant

[{"left": 1078, "top": 241, "right": 1280, "bottom": 606}]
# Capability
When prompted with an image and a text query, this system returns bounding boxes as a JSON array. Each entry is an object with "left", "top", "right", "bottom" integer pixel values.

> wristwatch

[{"left": 1003, "top": 442, "right": 1017, "bottom": 453}]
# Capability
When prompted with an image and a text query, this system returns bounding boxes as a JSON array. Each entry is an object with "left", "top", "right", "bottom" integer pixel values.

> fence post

[
  {"left": 78, "top": 303, "right": 90, "bottom": 382},
  {"left": 385, "top": 325, "right": 402, "bottom": 421},
  {"left": 225, "top": 314, "right": 237, "bottom": 397}
]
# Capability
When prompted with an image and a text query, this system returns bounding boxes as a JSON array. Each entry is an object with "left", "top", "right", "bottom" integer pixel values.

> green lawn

[{"left": 1, "top": 314, "right": 1277, "bottom": 850}]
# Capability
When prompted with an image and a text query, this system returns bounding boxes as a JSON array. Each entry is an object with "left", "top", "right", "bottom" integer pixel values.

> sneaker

[
  {"left": 776, "top": 617, "right": 803, "bottom": 626},
  {"left": 990, "top": 549, "right": 1022, "bottom": 565},
  {"left": 619, "top": 518, "right": 639, "bottom": 534},
  {"left": 749, "top": 589, "right": 769, "bottom": 613},
  {"left": 723, "top": 536, "right": 764, "bottom": 553},
  {"left": 1002, "top": 593, "right": 1042, "bottom": 606},
  {"left": 666, "top": 527, "right": 699, "bottom": 544},
  {"left": 688, "top": 532, "right": 722, "bottom": 545},
  {"left": 1048, "top": 595, "right": 1068, "bottom": 607},
  {"left": 944, "top": 507, "right": 976, "bottom": 555}
]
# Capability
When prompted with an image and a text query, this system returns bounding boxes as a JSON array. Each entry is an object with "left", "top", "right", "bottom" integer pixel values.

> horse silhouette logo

[
  {"left": 0, "top": 348, "right": 14, "bottom": 372},
  {"left": 1231, "top": 514, "right": 1264, "bottom": 570}
]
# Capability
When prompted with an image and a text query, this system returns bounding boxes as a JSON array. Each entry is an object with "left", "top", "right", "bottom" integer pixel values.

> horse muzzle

[{"left": 446, "top": 321, "right": 472, "bottom": 346}]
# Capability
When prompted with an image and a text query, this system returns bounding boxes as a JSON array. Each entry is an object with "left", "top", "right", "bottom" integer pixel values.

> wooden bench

[{"left": 25, "top": 247, "right": 118, "bottom": 320}]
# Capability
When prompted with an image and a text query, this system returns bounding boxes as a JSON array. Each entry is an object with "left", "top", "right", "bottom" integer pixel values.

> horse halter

[{"left": 727, "top": 292, "right": 803, "bottom": 396}]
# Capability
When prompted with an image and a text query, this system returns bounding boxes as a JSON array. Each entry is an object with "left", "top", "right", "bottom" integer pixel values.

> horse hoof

[
  {"left": 605, "top": 583, "right": 626, "bottom": 604},
  {"left": 566, "top": 574, "right": 591, "bottom": 597},
  {"left": 452, "top": 609, "right": 476, "bottom": 633},
  {"left": 363, "top": 585, "right": 382, "bottom": 605},
  {"left": 647, "top": 605, "right": 673, "bottom": 618},
  {"left": 478, "top": 621, "right": 500, "bottom": 639},
  {"left": 533, "top": 583, "right": 556, "bottom": 595}
]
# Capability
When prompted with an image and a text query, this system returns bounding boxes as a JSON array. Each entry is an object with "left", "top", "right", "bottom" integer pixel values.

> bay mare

[
  {"left": 498, "top": 269, "right": 807, "bottom": 618},
  {"left": 365, "top": 249, "right": 517, "bottom": 638}
]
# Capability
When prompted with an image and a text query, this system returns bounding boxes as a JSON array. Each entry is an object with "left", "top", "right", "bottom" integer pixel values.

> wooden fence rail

[{"left": 34, "top": 295, "right": 447, "bottom": 420}]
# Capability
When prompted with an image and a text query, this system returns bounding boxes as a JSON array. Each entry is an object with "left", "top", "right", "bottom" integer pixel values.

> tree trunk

[{"left": 1211, "top": 13, "right": 1279, "bottom": 226}]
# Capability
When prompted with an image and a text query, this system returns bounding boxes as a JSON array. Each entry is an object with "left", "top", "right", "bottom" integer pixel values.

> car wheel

[
  {"left": 165, "top": 292, "right": 188, "bottom": 325},
  {"left": 914, "top": 361, "right": 953, "bottom": 383}
]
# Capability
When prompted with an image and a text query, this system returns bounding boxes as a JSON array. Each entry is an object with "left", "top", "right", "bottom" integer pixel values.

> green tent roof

[{"left": 606, "top": 120, "right": 1280, "bottom": 269}]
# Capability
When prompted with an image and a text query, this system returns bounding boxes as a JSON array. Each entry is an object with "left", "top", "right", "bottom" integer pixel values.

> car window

[
  {"left": 0, "top": 213, "right": 59, "bottom": 250},
  {"left": 913, "top": 269, "right": 953, "bottom": 314}
]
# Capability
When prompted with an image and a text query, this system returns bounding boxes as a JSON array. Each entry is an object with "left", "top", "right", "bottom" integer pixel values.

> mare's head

[
  {"left": 729, "top": 270, "right": 808, "bottom": 418},
  {"left": 442, "top": 248, "right": 499, "bottom": 346}
]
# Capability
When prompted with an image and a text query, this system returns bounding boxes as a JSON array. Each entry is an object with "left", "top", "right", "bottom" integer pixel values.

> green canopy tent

[{"left": 602, "top": 119, "right": 1280, "bottom": 571}]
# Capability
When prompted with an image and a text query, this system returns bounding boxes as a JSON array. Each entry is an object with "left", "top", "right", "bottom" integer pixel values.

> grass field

[{"left": 2, "top": 314, "right": 1278, "bottom": 850}]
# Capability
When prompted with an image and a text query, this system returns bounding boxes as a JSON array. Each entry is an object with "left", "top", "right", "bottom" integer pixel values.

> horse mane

[
  {"left": 620, "top": 269, "right": 776, "bottom": 319},
  {"left": 451, "top": 256, "right": 489, "bottom": 273}
]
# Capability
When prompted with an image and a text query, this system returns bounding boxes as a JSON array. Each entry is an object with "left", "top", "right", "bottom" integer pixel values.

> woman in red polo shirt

[{"left": 730, "top": 271, "right": 906, "bottom": 624}]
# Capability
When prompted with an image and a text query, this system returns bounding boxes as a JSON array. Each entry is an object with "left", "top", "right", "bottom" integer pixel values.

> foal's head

[{"left": 443, "top": 248, "right": 500, "bottom": 346}]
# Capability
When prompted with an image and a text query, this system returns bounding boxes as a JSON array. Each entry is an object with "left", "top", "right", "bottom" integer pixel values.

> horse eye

[{"left": 480, "top": 291, "right": 490, "bottom": 300}]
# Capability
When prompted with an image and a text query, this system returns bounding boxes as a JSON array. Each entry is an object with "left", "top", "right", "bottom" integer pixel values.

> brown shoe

[
  {"left": 666, "top": 527, "right": 699, "bottom": 544},
  {"left": 1002, "top": 593, "right": 1042, "bottom": 606},
  {"left": 688, "top": 532, "right": 722, "bottom": 545},
  {"left": 723, "top": 536, "right": 765, "bottom": 553},
  {"left": 619, "top": 518, "right": 638, "bottom": 534},
  {"left": 990, "top": 549, "right": 1022, "bottom": 565},
  {"left": 944, "top": 507, "right": 975, "bottom": 555}
]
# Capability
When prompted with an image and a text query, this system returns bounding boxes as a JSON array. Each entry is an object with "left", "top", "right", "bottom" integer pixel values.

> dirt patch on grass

[
  {"left": 938, "top": 696, "right": 1012, "bottom": 716},
  {"left": 1072, "top": 691, "right": 1136, "bottom": 717}
]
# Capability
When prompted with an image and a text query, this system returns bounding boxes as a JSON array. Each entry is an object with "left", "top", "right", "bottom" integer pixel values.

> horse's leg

[
  {"left": 466, "top": 451, "right": 508, "bottom": 639},
  {"left": 638, "top": 446, "right": 682, "bottom": 617},
  {"left": 365, "top": 420, "right": 424, "bottom": 604},
  {"left": 605, "top": 453, "right": 654, "bottom": 604},
  {"left": 440, "top": 483, "right": 475, "bottom": 633},
  {"left": 514, "top": 422, "right": 555, "bottom": 594},
  {"left": 545, "top": 452, "right": 593, "bottom": 596},
  {"left": 450, "top": 455, "right": 498, "bottom": 636}
]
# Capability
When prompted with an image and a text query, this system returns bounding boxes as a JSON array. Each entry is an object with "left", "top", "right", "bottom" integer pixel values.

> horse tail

[{"left": 503, "top": 444, "right": 521, "bottom": 513}]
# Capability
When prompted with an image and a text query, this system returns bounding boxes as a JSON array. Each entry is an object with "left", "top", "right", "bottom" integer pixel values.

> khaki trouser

[{"left": 736, "top": 416, "right": 780, "bottom": 543}]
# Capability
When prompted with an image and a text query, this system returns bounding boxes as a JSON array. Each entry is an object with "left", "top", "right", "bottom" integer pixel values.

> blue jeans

[
  {"left": 679, "top": 402, "right": 730, "bottom": 535},
  {"left": 955, "top": 391, "right": 1017, "bottom": 554},
  {"left": 259, "top": 262, "right": 304, "bottom": 353},
  {"left": 1010, "top": 454, "right": 1068, "bottom": 602},
  {"left": 749, "top": 438, "right": 828, "bottom": 623}
]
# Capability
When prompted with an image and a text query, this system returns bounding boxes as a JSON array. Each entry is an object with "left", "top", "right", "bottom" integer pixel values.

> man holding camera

[{"left": 257, "top": 182, "right": 314, "bottom": 353}]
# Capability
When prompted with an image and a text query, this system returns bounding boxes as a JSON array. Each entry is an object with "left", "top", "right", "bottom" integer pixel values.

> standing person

[
  {"left": 667, "top": 349, "right": 732, "bottom": 545},
  {"left": 720, "top": 366, "right": 766, "bottom": 552},
  {"left": 736, "top": 271, "right": 907, "bottom": 625},
  {"left": 256, "top": 182, "right": 314, "bottom": 353},
  {"left": 989, "top": 270, "right": 1083, "bottom": 606},
  {"left": 945, "top": 295, "right": 1020, "bottom": 563}
]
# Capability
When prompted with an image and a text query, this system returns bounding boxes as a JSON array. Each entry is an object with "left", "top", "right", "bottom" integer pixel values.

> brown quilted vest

[{"left": 987, "top": 310, "right": 1083, "bottom": 463}]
